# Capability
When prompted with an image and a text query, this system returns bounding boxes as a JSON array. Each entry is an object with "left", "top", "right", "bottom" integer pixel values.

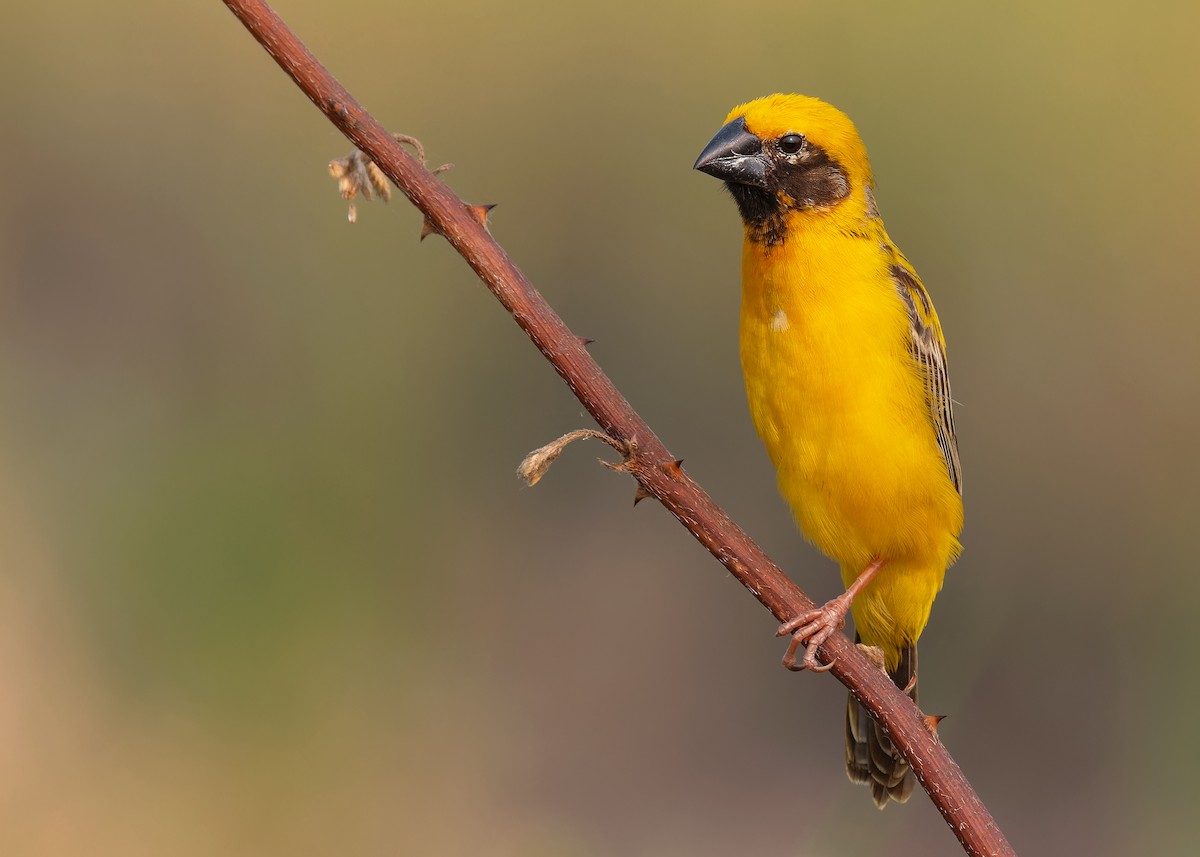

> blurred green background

[{"left": 2, "top": 1, "right": 1197, "bottom": 854}]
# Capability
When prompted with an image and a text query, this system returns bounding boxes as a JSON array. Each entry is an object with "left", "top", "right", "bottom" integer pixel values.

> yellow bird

[{"left": 694, "top": 94, "right": 963, "bottom": 807}]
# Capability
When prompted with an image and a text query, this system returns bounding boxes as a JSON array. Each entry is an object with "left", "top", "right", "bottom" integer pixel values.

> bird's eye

[{"left": 778, "top": 134, "right": 805, "bottom": 155}]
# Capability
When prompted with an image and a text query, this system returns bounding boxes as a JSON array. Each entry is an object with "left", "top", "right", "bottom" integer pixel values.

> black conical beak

[{"left": 693, "top": 117, "right": 768, "bottom": 188}]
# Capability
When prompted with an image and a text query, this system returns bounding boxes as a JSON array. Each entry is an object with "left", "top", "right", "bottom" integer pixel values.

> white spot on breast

[{"left": 770, "top": 309, "right": 790, "bottom": 332}]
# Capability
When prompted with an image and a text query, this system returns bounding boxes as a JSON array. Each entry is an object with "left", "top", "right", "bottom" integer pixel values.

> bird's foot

[
  {"left": 776, "top": 591, "right": 857, "bottom": 672},
  {"left": 855, "top": 642, "right": 916, "bottom": 691},
  {"left": 775, "top": 558, "right": 887, "bottom": 673},
  {"left": 856, "top": 643, "right": 887, "bottom": 671}
]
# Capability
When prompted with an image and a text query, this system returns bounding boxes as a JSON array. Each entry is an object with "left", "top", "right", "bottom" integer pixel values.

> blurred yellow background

[{"left": 2, "top": 1, "right": 1197, "bottom": 854}]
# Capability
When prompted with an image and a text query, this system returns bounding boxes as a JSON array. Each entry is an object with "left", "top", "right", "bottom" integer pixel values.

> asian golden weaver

[{"left": 694, "top": 94, "right": 963, "bottom": 807}]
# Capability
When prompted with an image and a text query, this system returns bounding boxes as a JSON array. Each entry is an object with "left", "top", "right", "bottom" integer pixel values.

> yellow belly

[{"left": 740, "top": 233, "right": 962, "bottom": 665}]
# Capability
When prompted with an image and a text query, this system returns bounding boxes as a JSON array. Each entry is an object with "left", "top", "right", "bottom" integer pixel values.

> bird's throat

[{"left": 727, "top": 184, "right": 789, "bottom": 247}]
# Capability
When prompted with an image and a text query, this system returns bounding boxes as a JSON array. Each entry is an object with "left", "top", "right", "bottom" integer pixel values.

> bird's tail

[{"left": 845, "top": 637, "right": 917, "bottom": 808}]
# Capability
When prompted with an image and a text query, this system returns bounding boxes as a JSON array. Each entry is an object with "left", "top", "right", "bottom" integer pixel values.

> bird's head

[{"left": 694, "top": 94, "right": 876, "bottom": 244}]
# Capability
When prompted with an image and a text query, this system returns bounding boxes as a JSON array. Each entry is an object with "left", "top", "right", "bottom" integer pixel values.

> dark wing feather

[{"left": 890, "top": 263, "right": 962, "bottom": 494}]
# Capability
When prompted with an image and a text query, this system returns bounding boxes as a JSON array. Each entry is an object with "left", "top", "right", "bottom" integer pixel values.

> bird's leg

[{"left": 776, "top": 558, "right": 887, "bottom": 672}]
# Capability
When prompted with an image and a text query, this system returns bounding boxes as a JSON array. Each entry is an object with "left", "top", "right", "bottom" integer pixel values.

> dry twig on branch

[{"left": 219, "top": 2, "right": 1015, "bottom": 854}]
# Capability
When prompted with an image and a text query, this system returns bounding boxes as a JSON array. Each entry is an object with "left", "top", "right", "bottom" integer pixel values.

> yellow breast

[{"left": 740, "top": 221, "right": 962, "bottom": 649}]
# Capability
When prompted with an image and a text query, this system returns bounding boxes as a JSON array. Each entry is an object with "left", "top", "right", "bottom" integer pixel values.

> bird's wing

[{"left": 890, "top": 261, "right": 962, "bottom": 494}]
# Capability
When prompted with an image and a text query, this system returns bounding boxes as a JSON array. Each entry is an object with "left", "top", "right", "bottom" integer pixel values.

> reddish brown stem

[{"left": 220, "top": 2, "right": 1015, "bottom": 854}]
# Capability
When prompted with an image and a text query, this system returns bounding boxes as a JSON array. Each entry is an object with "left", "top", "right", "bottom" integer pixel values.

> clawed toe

[
  {"left": 778, "top": 604, "right": 847, "bottom": 672},
  {"left": 855, "top": 643, "right": 887, "bottom": 671},
  {"left": 776, "top": 609, "right": 824, "bottom": 638},
  {"left": 774, "top": 559, "right": 887, "bottom": 676}
]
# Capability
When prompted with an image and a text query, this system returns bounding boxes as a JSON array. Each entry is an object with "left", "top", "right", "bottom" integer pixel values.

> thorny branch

[{"left": 220, "top": 2, "right": 1015, "bottom": 855}]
